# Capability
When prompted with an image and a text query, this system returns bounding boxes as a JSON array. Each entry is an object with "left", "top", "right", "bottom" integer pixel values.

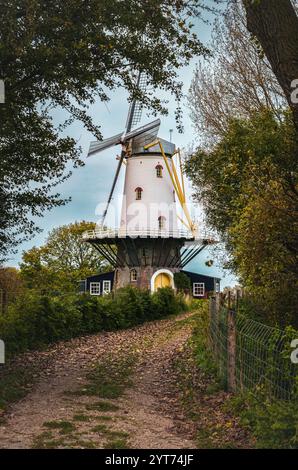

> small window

[
  {"left": 193, "top": 282, "right": 205, "bottom": 297},
  {"left": 156, "top": 165, "right": 163, "bottom": 178},
  {"left": 130, "top": 269, "right": 137, "bottom": 282},
  {"left": 78, "top": 280, "right": 87, "bottom": 293},
  {"left": 158, "top": 216, "right": 166, "bottom": 230},
  {"left": 102, "top": 280, "right": 111, "bottom": 295},
  {"left": 135, "top": 187, "right": 143, "bottom": 200},
  {"left": 90, "top": 282, "right": 100, "bottom": 295}
]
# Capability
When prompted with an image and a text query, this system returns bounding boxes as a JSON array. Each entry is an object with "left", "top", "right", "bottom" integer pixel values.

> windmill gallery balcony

[
  {"left": 82, "top": 227, "right": 195, "bottom": 241},
  {"left": 81, "top": 227, "right": 215, "bottom": 272}
]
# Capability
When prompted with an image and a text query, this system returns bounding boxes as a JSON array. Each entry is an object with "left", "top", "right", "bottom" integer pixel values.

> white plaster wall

[{"left": 120, "top": 154, "right": 178, "bottom": 232}]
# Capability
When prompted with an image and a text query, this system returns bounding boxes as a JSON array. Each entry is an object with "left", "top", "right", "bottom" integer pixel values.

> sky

[{"left": 9, "top": 4, "right": 237, "bottom": 288}]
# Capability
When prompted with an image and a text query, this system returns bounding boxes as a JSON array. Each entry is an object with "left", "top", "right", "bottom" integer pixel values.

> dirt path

[{"left": 0, "top": 312, "right": 196, "bottom": 449}]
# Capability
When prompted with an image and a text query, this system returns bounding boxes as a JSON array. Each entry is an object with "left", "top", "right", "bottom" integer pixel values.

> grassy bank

[{"left": 181, "top": 303, "right": 298, "bottom": 449}]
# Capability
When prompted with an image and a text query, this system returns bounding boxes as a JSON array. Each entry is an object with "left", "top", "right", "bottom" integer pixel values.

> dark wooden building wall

[
  {"left": 79, "top": 271, "right": 115, "bottom": 294},
  {"left": 80, "top": 269, "right": 220, "bottom": 298},
  {"left": 181, "top": 270, "right": 220, "bottom": 297}
]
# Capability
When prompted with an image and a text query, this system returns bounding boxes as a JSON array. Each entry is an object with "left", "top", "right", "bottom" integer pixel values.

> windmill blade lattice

[{"left": 131, "top": 73, "right": 147, "bottom": 128}]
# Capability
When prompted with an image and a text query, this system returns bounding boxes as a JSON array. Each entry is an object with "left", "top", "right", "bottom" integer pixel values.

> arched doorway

[
  {"left": 154, "top": 272, "right": 171, "bottom": 289},
  {"left": 151, "top": 269, "right": 174, "bottom": 292}
]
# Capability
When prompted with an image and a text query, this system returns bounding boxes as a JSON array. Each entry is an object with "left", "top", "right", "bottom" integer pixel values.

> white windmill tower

[{"left": 83, "top": 72, "right": 213, "bottom": 291}]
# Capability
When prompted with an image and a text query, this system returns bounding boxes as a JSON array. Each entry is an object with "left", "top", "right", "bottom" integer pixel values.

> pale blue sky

[{"left": 9, "top": 4, "right": 237, "bottom": 287}]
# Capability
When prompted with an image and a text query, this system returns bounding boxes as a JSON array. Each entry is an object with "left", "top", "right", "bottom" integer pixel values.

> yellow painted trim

[
  {"left": 182, "top": 202, "right": 194, "bottom": 232},
  {"left": 158, "top": 142, "right": 194, "bottom": 233},
  {"left": 177, "top": 214, "right": 189, "bottom": 230},
  {"left": 178, "top": 149, "right": 186, "bottom": 200},
  {"left": 158, "top": 141, "right": 181, "bottom": 198},
  {"left": 171, "top": 158, "right": 185, "bottom": 203},
  {"left": 143, "top": 140, "right": 159, "bottom": 150},
  {"left": 144, "top": 139, "right": 196, "bottom": 236},
  {"left": 170, "top": 148, "right": 185, "bottom": 201}
]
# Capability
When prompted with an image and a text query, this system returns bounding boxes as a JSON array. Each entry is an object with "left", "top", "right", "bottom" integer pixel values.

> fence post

[
  {"left": 227, "top": 307, "right": 236, "bottom": 392},
  {"left": 215, "top": 292, "right": 220, "bottom": 316},
  {"left": 209, "top": 295, "right": 216, "bottom": 319}
]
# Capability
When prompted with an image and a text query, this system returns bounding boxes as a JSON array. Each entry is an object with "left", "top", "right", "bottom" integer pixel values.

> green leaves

[
  {"left": 20, "top": 221, "right": 111, "bottom": 292},
  {"left": 0, "top": 0, "right": 210, "bottom": 259},
  {"left": 0, "top": 286, "right": 188, "bottom": 356},
  {"left": 185, "top": 109, "right": 298, "bottom": 327},
  {"left": 235, "top": 391, "right": 298, "bottom": 449},
  {"left": 174, "top": 272, "right": 191, "bottom": 292}
]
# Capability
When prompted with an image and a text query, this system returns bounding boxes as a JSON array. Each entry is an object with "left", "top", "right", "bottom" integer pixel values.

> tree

[
  {"left": 188, "top": 1, "right": 286, "bottom": 145},
  {"left": 0, "top": 267, "right": 23, "bottom": 292},
  {"left": 20, "top": 221, "right": 110, "bottom": 291},
  {"left": 0, "top": 0, "right": 211, "bottom": 260},
  {"left": 0, "top": 267, "right": 23, "bottom": 311},
  {"left": 174, "top": 272, "right": 191, "bottom": 292},
  {"left": 230, "top": 188, "right": 297, "bottom": 327},
  {"left": 242, "top": 0, "right": 298, "bottom": 132},
  {"left": 185, "top": 110, "right": 298, "bottom": 327}
]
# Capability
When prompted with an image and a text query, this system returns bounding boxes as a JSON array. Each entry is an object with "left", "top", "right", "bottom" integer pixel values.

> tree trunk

[{"left": 242, "top": 0, "right": 298, "bottom": 131}]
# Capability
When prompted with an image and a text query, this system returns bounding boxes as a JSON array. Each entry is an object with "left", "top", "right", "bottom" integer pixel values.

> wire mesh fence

[{"left": 209, "top": 296, "right": 297, "bottom": 401}]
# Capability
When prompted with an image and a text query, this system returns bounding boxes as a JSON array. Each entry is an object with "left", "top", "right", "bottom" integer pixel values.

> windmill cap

[{"left": 132, "top": 136, "right": 175, "bottom": 156}]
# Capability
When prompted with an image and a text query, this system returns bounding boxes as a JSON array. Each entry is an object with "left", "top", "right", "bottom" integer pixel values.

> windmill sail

[
  {"left": 123, "top": 118, "right": 160, "bottom": 142},
  {"left": 87, "top": 119, "right": 160, "bottom": 157},
  {"left": 127, "top": 72, "right": 147, "bottom": 130},
  {"left": 101, "top": 153, "right": 125, "bottom": 223},
  {"left": 88, "top": 132, "right": 123, "bottom": 156}
]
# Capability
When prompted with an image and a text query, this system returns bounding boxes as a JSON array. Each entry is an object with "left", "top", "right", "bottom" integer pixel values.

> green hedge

[
  {"left": 0, "top": 286, "right": 188, "bottom": 356},
  {"left": 226, "top": 391, "right": 298, "bottom": 449},
  {"left": 173, "top": 272, "right": 191, "bottom": 292}
]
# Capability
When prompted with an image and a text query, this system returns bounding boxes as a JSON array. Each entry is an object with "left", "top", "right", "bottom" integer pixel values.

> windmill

[
  {"left": 83, "top": 72, "right": 216, "bottom": 292},
  {"left": 88, "top": 72, "right": 159, "bottom": 226}
]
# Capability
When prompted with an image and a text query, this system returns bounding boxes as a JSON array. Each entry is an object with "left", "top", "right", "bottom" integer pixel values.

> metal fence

[{"left": 209, "top": 295, "right": 297, "bottom": 401}]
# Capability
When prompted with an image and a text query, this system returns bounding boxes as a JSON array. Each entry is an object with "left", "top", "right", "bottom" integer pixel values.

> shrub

[
  {"left": 227, "top": 391, "right": 298, "bottom": 449},
  {"left": 113, "top": 286, "right": 146, "bottom": 327},
  {"left": 152, "top": 286, "right": 185, "bottom": 317},
  {"left": 187, "top": 298, "right": 206, "bottom": 311},
  {"left": 174, "top": 272, "right": 191, "bottom": 292},
  {"left": 74, "top": 294, "right": 102, "bottom": 334},
  {"left": 138, "top": 289, "right": 155, "bottom": 320},
  {"left": 0, "top": 287, "right": 188, "bottom": 357}
]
